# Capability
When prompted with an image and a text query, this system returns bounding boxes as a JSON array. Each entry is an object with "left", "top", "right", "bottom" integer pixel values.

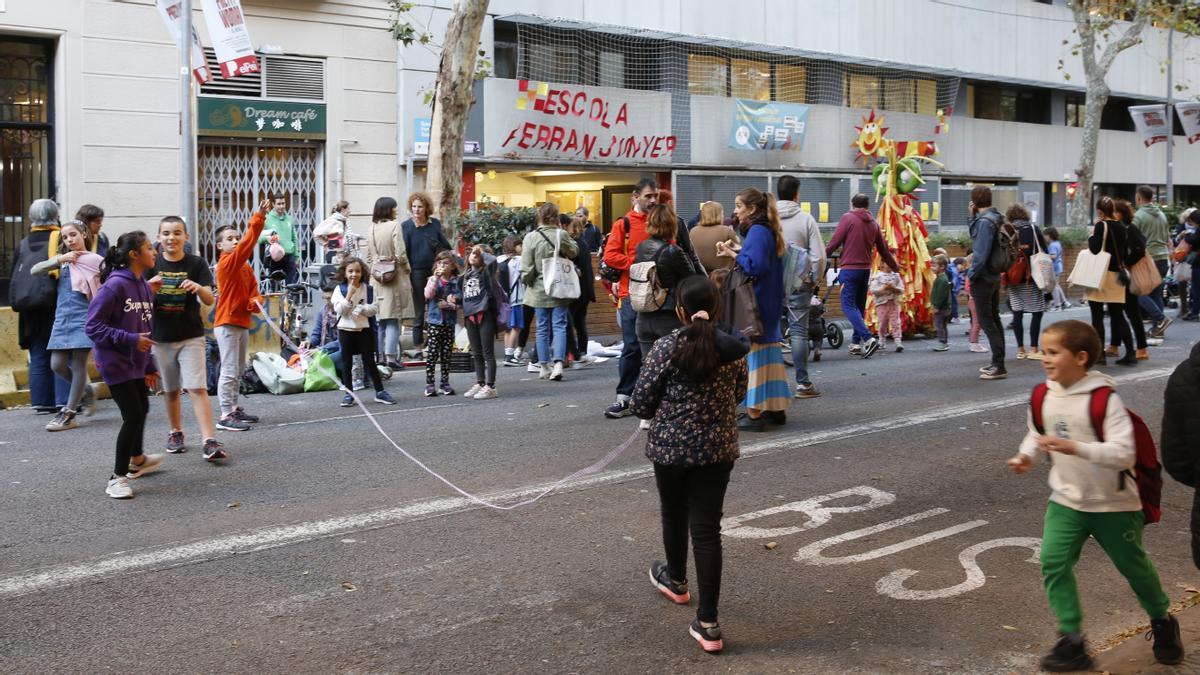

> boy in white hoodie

[{"left": 1008, "top": 319, "right": 1182, "bottom": 672}]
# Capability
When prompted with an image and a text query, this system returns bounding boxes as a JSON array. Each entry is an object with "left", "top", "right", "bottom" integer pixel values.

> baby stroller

[{"left": 807, "top": 281, "right": 844, "bottom": 362}]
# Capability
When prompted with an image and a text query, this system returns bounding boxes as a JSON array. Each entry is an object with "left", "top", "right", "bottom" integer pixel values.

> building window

[
  {"left": 776, "top": 64, "right": 807, "bottom": 103},
  {"left": 688, "top": 54, "right": 727, "bottom": 96},
  {"left": 731, "top": 58, "right": 770, "bottom": 101},
  {"left": 974, "top": 84, "right": 1017, "bottom": 121},
  {"left": 596, "top": 51, "right": 624, "bottom": 88},
  {"left": 525, "top": 43, "right": 579, "bottom": 85},
  {"left": 880, "top": 78, "right": 938, "bottom": 115},
  {"left": 1065, "top": 94, "right": 1084, "bottom": 127},
  {"left": 0, "top": 37, "right": 54, "bottom": 299},
  {"left": 846, "top": 72, "right": 881, "bottom": 109}
]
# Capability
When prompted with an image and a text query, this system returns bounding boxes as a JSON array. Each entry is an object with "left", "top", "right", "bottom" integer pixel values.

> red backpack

[{"left": 1030, "top": 383, "right": 1162, "bottom": 524}]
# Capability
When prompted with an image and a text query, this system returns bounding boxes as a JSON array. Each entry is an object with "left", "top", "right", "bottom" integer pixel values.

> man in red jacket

[
  {"left": 826, "top": 193, "right": 899, "bottom": 358},
  {"left": 602, "top": 178, "right": 658, "bottom": 418}
]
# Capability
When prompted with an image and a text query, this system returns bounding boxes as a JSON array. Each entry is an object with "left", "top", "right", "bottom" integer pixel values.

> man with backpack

[
  {"left": 777, "top": 175, "right": 826, "bottom": 397},
  {"left": 9, "top": 198, "right": 70, "bottom": 414},
  {"left": 602, "top": 178, "right": 657, "bottom": 419},
  {"left": 968, "top": 186, "right": 1012, "bottom": 380}
]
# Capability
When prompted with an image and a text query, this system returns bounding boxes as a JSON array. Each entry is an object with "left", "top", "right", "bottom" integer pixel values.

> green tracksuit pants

[{"left": 1041, "top": 501, "right": 1171, "bottom": 634}]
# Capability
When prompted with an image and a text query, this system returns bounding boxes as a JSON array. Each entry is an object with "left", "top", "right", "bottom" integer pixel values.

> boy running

[
  {"left": 150, "top": 216, "right": 223, "bottom": 459},
  {"left": 1008, "top": 319, "right": 1183, "bottom": 671},
  {"left": 213, "top": 199, "right": 268, "bottom": 432}
]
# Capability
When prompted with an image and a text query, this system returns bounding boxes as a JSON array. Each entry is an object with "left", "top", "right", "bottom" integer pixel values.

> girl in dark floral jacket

[{"left": 631, "top": 274, "right": 749, "bottom": 654}]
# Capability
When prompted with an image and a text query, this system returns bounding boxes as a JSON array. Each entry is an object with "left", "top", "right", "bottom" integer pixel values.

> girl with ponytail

[
  {"left": 630, "top": 275, "right": 750, "bottom": 654},
  {"left": 85, "top": 231, "right": 164, "bottom": 499}
]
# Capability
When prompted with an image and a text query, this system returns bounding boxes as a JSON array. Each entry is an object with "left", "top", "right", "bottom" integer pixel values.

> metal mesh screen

[{"left": 512, "top": 19, "right": 960, "bottom": 163}]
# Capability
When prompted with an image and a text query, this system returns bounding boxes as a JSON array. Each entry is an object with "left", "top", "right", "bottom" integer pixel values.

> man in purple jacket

[{"left": 826, "top": 194, "right": 899, "bottom": 358}]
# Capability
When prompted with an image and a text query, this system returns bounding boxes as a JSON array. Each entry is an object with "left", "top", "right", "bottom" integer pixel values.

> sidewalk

[{"left": 1092, "top": 595, "right": 1200, "bottom": 673}]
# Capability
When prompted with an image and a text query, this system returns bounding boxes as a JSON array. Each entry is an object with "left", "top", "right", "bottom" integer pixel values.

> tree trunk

[
  {"left": 426, "top": 0, "right": 489, "bottom": 242},
  {"left": 1071, "top": 78, "right": 1109, "bottom": 229}
]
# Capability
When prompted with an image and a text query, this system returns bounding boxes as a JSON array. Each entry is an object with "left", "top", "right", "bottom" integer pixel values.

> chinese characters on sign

[
  {"left": 200, "top": 0, "right": 259, "bottom": 79},
  {"left": 197, "top": 97, "right": 326, "bottom": 139},
  {"left": 484, "top": 79, "right": 677, "bottom": 164},
  {"left": 729, "top": 99, "right": 808, "bottom": 151}
]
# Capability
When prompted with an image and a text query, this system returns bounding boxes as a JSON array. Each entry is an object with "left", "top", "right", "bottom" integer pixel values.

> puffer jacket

[
  {"left": 633, "top": 236, "right": 697, "bottom": 312},
  {"left": 1162, "top": 342, "right": 1200, "bottom": 569}
]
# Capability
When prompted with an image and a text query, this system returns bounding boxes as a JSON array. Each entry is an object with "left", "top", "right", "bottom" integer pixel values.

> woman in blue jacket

[{"left": 716, "top": 187, "right": 789, "bottom": 432}]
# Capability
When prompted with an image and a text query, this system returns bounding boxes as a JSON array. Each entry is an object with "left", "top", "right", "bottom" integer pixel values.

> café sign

[{"left": 198, "top": 96, "right": 326, "bottom": 140}]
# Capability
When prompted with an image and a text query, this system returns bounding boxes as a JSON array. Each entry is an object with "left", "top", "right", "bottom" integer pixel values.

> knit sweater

[{"left": 1019, "top": 371, "right": 1139, "bottom": 513}]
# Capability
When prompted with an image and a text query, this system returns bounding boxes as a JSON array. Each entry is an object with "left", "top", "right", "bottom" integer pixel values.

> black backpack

[
  {"left": 9, "top": 234, "right": 58, "bottom": 312},
  {"left": 985, "top": 214, "right": 1019, "bottom": 276}
]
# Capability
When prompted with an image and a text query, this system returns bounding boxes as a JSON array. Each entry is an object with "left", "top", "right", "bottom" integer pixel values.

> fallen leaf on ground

[
  {"left": 342, "top": 582, "right": 356, "bottom": 592},
  {"left": 227, "top": 501, "right": 240, "bottom": 508},
  {"left": 1002, "top": 625, "right": 1018, "bottom": 631},
  {"left": 764, "top": 541, "right": 778, "bottom": 550}
]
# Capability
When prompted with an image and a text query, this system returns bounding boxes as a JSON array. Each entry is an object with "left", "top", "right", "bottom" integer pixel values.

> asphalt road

[{"left": 2, "top": 307, "right": 1199, "bottom": 674}]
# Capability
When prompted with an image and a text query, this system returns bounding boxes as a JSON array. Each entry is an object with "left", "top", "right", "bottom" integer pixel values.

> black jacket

[
  {"left": 1089, "top": 220, "right": 1129, "bottom": 272},
  {"left": 634, "top": 236, "right": 696, "bottom": 312},
  {"left": 572, "top": 235, "right": 596, "bottom": 304},
  {"left": 1162, "top": 342, "right": 1200, "bottom": 569}
]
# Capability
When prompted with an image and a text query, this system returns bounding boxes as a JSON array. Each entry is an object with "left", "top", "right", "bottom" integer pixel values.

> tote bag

[
  {"left": 1084, "top": 270, "right": 1126, "bottom": 304},
  {"left": 1067, "top": 221, "right": 1112, "bottom": 290},
  {"left": 1128, "top": 254, "right": 1163, "bottom": 296},
  {"left": 1028, "top": 228, "right": 1057, "bottom": 292},
  {"left": 539, "top": 230, "right": 581, "bottom": 300},
  {"left": 303, "top": 350, "right": 340, "bottom": 393},
  {"left": 721, "top": 265, "right": 763, "bottom": 339},
  {"left": 1175, "top": 260, "right": 1192, "bottom": 283}
]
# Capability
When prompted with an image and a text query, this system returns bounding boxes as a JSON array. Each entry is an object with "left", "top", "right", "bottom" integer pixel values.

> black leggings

[
  {"left": 109, "top": 379, "right": 149, "bottom": 477},
  {"left": 516, "top": 305, "right": 536, "bottom": 353},
  {"left": 464, "top": 313, "right": 497, "bottom": 386},
  {"left": 1108, "top": 287, "right": 1148, "bottom": 349},
  {"left": 654, "top": 461, "right": 734, "bottom": 623},
  {"left": 566, "top": 299, "right": 590, "bottom": 360},
  {"left": 1090, "top": 300, "right": 1133, "bottom": 355},
  {"left": 1011, "top": 311, "right": 1043, "bottom": 349},
  {"left": 338, "top": 328, "right": 383, "bottom": 393}
]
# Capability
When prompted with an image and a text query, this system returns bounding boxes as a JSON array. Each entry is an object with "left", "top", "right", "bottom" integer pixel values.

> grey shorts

[{"left": 152, "top": 336, "right": 207, "bottom": 392}]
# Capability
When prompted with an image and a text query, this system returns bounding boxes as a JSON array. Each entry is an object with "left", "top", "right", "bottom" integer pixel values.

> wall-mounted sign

[
  {"left": 198, "top": 96, "right": 326, "bottom": 139},
  {"left": 729, "top": 99, "right": 808, "bottom": 151},
  {"left": 200, "top": 0, "right": 259, "bottom": 78},
  {"left": 1128, "top": 104, "right": 1169, "bottom": 147},
  {"left": 154, "top": 0, "right": 212, "bottom": 84},
  {"left": 1175, "top": 102, "right": 1200, "bottom": 144},
  {"left": 483, "top": 78, "right": 676, "bottom": 164},
  {"left": 413, "top": 117, "right": 431, "bottom": 154}
]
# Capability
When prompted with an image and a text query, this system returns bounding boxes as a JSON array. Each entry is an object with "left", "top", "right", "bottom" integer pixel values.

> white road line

[
  {"left": 0, "top": 367, "right": 1174, "bottom": 599},
  {"left": 274, "top": 402, "right": 465, "bottom": 427}
]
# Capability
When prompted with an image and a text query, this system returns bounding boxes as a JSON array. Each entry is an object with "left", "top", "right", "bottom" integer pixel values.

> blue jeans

[
  {"left": 378, "top": 318, "right": 401, "bottom": 357},
  {"left": 616, "top": 299, "right": 642, "bottom": 397},
  {"left": 27, "top": 334, "right": 70, "bottom": 409},
  {"left": 838, "top": 269, "right": 871, "bottom": 344},
  {"left": 1136, "top": 259, "right": 1168, "bottom": 323},
  {"left": 786, "top": 287, "right": 813, "bottom": 386},
  {"left": 535, "top": 305, "right": 569, "bottom": 364}
]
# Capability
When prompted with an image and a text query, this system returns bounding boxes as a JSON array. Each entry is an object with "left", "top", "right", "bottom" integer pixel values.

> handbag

[
  {"left": 1027, "top": 228, "right": 1057, "bottom": 292},
  {"left": 538, "top": 229, "right": 581, "bottom": 300},
  {"left": 1128, "top": 254, "right": 1162, "bottom": 296},
  {"left": 1084, "top": 270, "right": 1127, "bottom": 304},
  {"left": 1175, "top": 260, "right": 1192, "bottom": 283},
  {"left": 369, "top": 224, "right": 397, "bottom": 284},
  {"left": 721, "top": 265, "right": 763, "bottom": 339},
  {"left": 1067, "top": 221, "right": 1112, "bottom": 290},
  {"left": 303, "top": 349, "right": 340, "bottom": 392}
]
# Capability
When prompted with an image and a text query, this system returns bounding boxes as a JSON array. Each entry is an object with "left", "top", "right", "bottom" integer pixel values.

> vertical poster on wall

[
  {"left": 1128, "top": 104, "right": 1170, "bottom": 147},
  {"left": 728, "top": 99, "right": 809, "bottom": 151},
  {"left": 1175, "top": 102, "right": 1200, "bottom": 144},
  {"left": 200, "top": 0, "right": 260, "bottom": 79},
  {"left": 154, "top": 0, "right": 213, "bottom": 84}
]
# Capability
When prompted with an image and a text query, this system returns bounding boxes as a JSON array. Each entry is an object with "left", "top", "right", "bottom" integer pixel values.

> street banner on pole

[
  {"left": 200, "top": 0, "right": 260, "bottom": 79},
  {"left": 1175, "top": 102, "right": 1200, "bottom": 144},
  {"left": 728, "top": 99, "right": 808, "bottom": 151},
  {"left": 1128, "top": 104, "right": 1170, "bottom": 147},
  {"left": 154, "top": 0, "right": 212, "bottom": 84}
]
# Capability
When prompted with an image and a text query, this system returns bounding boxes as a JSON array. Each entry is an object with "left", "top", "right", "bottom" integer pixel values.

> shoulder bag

[
  {"left": 1068, "top": 221, "right": 1112, "bottom": 291},
  {"left": 370, "top": 224, "right": 397, "bottom": 284},
  {"left": 537, "top": 229, "right": 581, "bottom": 300}
]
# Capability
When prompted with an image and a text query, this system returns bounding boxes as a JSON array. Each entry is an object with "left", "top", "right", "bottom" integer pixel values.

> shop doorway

[{"left": 197, "top": 140, "right": 323, "bottom": 275}]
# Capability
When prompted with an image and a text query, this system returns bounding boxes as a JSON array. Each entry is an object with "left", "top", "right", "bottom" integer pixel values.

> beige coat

[{"left": 366, "top": 219, "right": 413, "bottom": 321}]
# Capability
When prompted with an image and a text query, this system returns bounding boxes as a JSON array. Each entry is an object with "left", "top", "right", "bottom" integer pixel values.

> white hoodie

[{"left": 1019, "top": 371, "right": 1139, "bottom": 513}]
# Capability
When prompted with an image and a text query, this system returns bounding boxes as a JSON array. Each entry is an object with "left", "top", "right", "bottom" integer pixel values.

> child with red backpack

[{"left": 1007, "top": 319, "right": 1181, "bottom": 672}]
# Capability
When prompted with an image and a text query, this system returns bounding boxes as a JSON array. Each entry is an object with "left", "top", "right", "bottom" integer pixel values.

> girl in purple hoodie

[{"left": 85, "top": 231, "right": 163, "bottom": 499}]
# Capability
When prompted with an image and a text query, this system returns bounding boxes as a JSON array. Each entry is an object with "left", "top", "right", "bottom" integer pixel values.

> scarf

[{"left": 68, "top": 252, "right": 105, "bottom": 300}]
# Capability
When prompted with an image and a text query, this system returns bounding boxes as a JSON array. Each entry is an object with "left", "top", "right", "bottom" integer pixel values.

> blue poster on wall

[{"left": 728, "top": 99, "right": 809, "bottom": 151}]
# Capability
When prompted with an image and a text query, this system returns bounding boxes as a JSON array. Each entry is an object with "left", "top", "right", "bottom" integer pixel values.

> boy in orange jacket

[{"left": 213, "top": 199, "right": 268, "bottom": 432}]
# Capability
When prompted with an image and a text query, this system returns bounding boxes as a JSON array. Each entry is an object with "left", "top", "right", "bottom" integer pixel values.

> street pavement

[{"left": 2, "top": 307, "right": 1199, "bottom": 674}]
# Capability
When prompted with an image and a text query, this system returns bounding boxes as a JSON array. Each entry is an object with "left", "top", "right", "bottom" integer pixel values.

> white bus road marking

[
  {"left": 876, "top": 537, "right": 1042, "bottom": 601},
  {"left": 792, "top": 509, "right": 989, "bottom": 565},
  {"left": 0, "top": 367, "right": 1173, "bottom": 599}
]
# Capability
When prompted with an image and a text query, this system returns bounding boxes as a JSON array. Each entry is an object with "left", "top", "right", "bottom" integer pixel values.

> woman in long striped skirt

[{"left": 717, "top": 187, "right": 790, "bottom": 432}]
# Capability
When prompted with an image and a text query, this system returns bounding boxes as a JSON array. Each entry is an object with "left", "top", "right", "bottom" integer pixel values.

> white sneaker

[
  {"left": 539, "top": 363, "right": 553, "bottom": 380},
  {"left": 473, "top": 385, "right": 498, "bottom": 400},
  {"left": 463, "top": 383, "right": 482, "bottom": 398},
  {"left": 968, "top": 343, "right": 989, "bottom": 353},
  {"left": 126, "top": 453, "right": 164, "bottom": 479},
  {"left": 578, "top": 354, "right": 599, "bottom": 365},
  {"left": 106, "top": 476, "right": 133, "bottom": 499},
  {"left": 550, "top": 361, "right": 564, "bottom": 381},
  {"left": 527, "top": 362, "right": 542, "bottom": 374},
  {"left": 639, "top": 419, "right": 651, "bottom": 430},
  {"left": 352, "top": 380, "right": 366, "bottom": 391}
]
